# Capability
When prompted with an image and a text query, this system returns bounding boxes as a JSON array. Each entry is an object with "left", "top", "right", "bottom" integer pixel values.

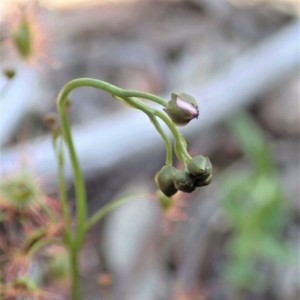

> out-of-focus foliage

[{"left": 221, "top": 112, "right": 293, "bottom": 291}]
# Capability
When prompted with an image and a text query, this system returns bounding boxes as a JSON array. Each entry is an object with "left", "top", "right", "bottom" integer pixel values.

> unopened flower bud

[
  {"left": 187, "top": 156, "right": 212, "bottom": 179},
  {"left": 3, "top": 68, "right": 16, "bottom": 79},
  {"left": 13, "top": 16, "right": 32, "bottom": 59},
  {"left": 156, "top": 190, "right": 173, "bottom": 211},
  {"left": 44, "top": 113, "right": 59, "bottom": 129},
  {"left": 164, "top": 93, "right": 199, "bottom": 126},
  {"left": 194, "top": 173, "right": 212, "bottom": 187},
  {"left": 174, "top": 170, "right": 195, "bottom": 193},
  {"left": 44, "top": 113, "right": 61, "bottom": 139},
  {"left": 155, "top": 165, "right": 178, "bottom": 197}
]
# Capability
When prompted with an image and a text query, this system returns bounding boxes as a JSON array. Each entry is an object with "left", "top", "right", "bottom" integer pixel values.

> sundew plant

[
  {"left": 52, "top": 80, "right": 213, "bottom": 300},
  {"left": 0, "top": 5, "right": 216, "bottom": 300},
  {"left": 0, "top": 9, "right": 213, "bottom": 299}
]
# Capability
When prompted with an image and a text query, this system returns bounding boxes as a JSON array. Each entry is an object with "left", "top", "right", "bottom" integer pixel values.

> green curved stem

[
  {"left": 149, "top": 116, "right": 173, "bottom": 165},
  {"left": 28, "top": 238, "right": 64, "bottom": 259},
  {"left": 117, "top": 95, "right": 189, "bottom": 167},
  {"left": 53, "top": 136, "right": 72, "bottom": 244},
  {"left": 85, "top": 192, "right": 150, "bottom": 231},
  {"left": 57, "top": 78, "right": 167, "bottom": 107},
  {"left": 119, "top": 96, "right": 172, "bottom": 165},
  {"left": 57, "top": 107, "right": 86, "bottom": 249},
  {"left": 55, "top": 78, "right": 184, "bottom": 300},
  {"left": 56, "top": 79, "right": 168, "bottom": 249},
  {"left": 59, "top": 106, "right": 85, "bottom": 247},
  {"left": 154, "top": 110, "right": 192, "bottom": 167}
]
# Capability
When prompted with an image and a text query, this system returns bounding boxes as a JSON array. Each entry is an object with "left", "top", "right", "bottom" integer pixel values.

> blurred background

[{"left": 0, "top": 0, "right": 299, "bottom": 299}]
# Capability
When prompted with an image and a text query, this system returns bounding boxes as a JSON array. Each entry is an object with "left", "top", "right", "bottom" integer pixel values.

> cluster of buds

[
  {"left": 155, "top": 92, "right": 212, "bottom": 205},
  {"left": 156, "top": 156, "right": 212, "bottom": 199}
]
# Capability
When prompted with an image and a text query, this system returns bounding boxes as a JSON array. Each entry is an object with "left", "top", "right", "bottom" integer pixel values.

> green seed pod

[
  {"left": 155, "top": 165, "right": 178, "bottom": 197},
  {"left": 174, "top": 170, "right": 196, "bottom": 193},
  {"left": 156, "top": 190, "right": 173, "bottom": 211},
  {"left": 187, "top": 156, "right": 212, "bottom": 179},
  {"left": 3, "top": 68, "right": 16, "bottom": 79},
  {"left": 194, "top": 173, "right": 213, "bottom": 187},
  {"left": 163, "top": 93, "right": 199, "bottom": 126}
]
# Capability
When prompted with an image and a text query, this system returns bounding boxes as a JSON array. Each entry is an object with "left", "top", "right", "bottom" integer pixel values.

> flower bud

[
  {"left": 187, "top": 156, "right": 212, "bottom": 179},
  {"left": 156, "top": 189, "right": 173, "bottom": 211},
  {"left": 43, "top": 113, "right": 61, "bottom": 139},
  {"left": 12, "top": 16, "right": 33, "bottom": 59},
  {"left": 3, "top": 68, "right": 16, "bottom": 79},
  {"left": 155, "top": 165, "right": 178, "bottom": 197},
  {"left": 164, "top": 93, "right": 199, "bottom": 126},
  {"left": 174, "top": 170, "right": 196, "bottom": 193},
  {"left": 194, "top": 173, "right": 212, "bottom": 187},
  {"left": 43, "top": 113, "right": 59, "bottom": 128}
]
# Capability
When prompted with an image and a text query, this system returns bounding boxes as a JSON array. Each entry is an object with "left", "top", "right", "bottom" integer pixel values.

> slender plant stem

[
  {"left": 123, "top": 96, "right": 191, "bottom": 166},
  {"left": 56, "top": 79, "right": 168, "bottom": 250},
  {"left": 149, "top": 116, "right": 173, "bottom": 165},
  {"left": 55, "top": 78, "right": 182, "bottom": 300},
  {"left": 119, "top": 96, "right": 173, "bottom": 165},
  {"left": 154, "top": 110, "right": 192, "bottom": 166},
  {"left": 53, "top": 137, "right": 72, "bottom": 243},
  {"left": 28, "top": 239, "right": 64, "bottom": 259},
  {"left": 57, "top": 78, "right": 167, "bottom": 107},
  {"left": 57, "top": 102, "right": 86, "bottom": 249},
  {"left": 85, "top": 192, "right": 149, "bottom": 231},
  {"left": 69, "top": 246, "right": 81, "bottom": 300}
]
